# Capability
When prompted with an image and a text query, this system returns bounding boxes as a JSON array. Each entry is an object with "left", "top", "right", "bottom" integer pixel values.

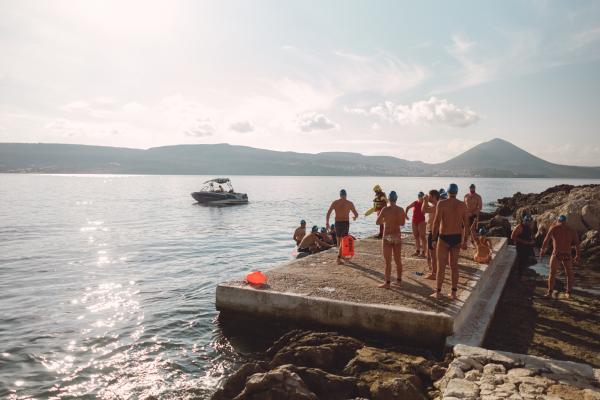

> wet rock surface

[
  {"left": 212, "top": 330, "right": 442, "bottom": 400},
  {"left": 435, "top": 345, "right": 600, "bottom": 400}
]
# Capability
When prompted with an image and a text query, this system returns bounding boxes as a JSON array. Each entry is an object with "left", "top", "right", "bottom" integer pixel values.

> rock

[
  {"left": 268, "top": 331, "right": 364, "bottom": 372},
  {"left": 584, "top": 388, "right": 600, "bottom": 400},
  {"left": 443, "top": 378, "right": 479, "bottom": 400},
  {"left": 291, "top": 366, "right": 358, "bottom": 400},
  {"left": 212, "top": 362, "right": 269, "bottom": 400},
  {"left": 506, "top": 368, "right": 534, "bottom": 378},
  {"left": 488, "top": 216, "right": 511, "bottom": 237},
  {"left": 547, "top": 384, "right": 588, "bottom": 400},
  {"left": 464, "top": 370, "right": 481, "bottom": 382},
  {"left": 455, "top": 356, "right": 484, "bottom": 371},
  {"left": 483, "top": 363, "right": 506, "bottom": 375},
  {"left": 582, "top": 202, "right": 600, "bottom": 230},
  {"left": 434, "top": 365, "right": 464, "bottom": 392},
  {"left": 431, "top": 365, "right": 447, "bottom": 382},
  {"left": 233, "top": 364, "right": 317, "bottom": 400},
  {"left": 343, "top": 347, "right": 428, "bottom": 376},
  {"left": 369, "top": 375, "right": 428, "bottom": 400}
]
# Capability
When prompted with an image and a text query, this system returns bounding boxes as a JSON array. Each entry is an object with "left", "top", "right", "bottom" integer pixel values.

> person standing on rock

[
  {"left": 464, "top": 184, "right": 483, "bottom": 243},
  {"left": 540, "top": 215, "right": 581, "bottom": 298},
  {"left": 511, "top": 214, "right": 535, "bottom": 277},
  {"left": 376, "top": 191, "right": 406, "bottom": 289},
  {"left": 406, "top": 192, "right": 427, "bottom": 257},
  {"left": 326, "top": 189, "right": 359, "bottom": 264},
  {"left": 430, "top": 183, "right": 469, "bottom": 300},
  {"left": 422, "top": 189, "right": 440, "bottom": 280}
]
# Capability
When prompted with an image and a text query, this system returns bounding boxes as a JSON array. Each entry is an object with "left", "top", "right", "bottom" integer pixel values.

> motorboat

[{"left": 191, "top": 178, "right": 248, "bottom": 205}]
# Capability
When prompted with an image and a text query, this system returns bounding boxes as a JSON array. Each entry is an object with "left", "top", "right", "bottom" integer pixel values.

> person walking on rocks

[
  {"left": 430, "top": 183, "right": 469, "bottom": 300},
  {"left": 405, "top": 192, "right": 427, "bottom": 257},
  {"left": 511, "top": 214, "right": 535, "bottom": 277},
  {"left": 326, "top": 189, "right": 358, "bottom": 264},
  {"left": 376, "top": 191, "right": 406, "bottom": 289},
  {"left": 540, "top": 215, "right": 581, "bottom": 298}
]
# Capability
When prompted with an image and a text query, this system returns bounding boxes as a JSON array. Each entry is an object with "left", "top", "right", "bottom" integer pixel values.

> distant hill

[{"left": 1, "top": 139, "right": 599, "bottom": 178}]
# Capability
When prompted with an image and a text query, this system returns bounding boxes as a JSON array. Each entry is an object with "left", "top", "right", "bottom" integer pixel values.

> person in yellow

[{"left": 365, "top": 185, "right": 388, "bottom": 239}]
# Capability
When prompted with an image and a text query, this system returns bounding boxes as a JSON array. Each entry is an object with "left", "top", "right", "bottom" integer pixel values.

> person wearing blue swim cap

[
  {"left": 464, "top": 184, "right": 483, "bottom": 244},
  {"left": 297, "top": 225, "right": 333, "bottom": 255},
  {"left": 472, "top": 226, "right": 492, "bottom": 264},
  {"left": 376, "top": 190, "right": 407, "bottom": 289},
  {"left": 293, "top": 219, "right": 307, "bottom": 246},
  {"left": 430, "top": 183, "right": 469, "bottom": 300},
  {"left": 540, "top": 214, "right": 581, "bottom": 298},
  {"left": 511, "top": 213, "right": 535, "bottom": 277},
  {"left": 326, "top": 189, "right": 359, "bottom": 264}
]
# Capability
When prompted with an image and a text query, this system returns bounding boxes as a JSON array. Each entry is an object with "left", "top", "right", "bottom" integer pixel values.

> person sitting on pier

[
  {"left": 326, "top": 189, "right": 359, "bottom": 264},
  {"left": 540, "top": 215, "right": 581, "bottom": 299},
  {"left": 376, "top": 191, "right": 406, "bottom": 289},
  {"left": 298, "top": 225, "right": 333, "bottom": 254},
  {"left": 430, "top": 183, "right": 469, "bottom": 300},
  {"left": 328, "top": 224, "right": 337, "bottom": 246},
  {"left": 511, "top": 214, "right": 535, "bottom": 276},
  {"left": 319, "top": 227, "right": 333, "bottom": 245},
  {"left": 472, "top": 227, "right": 493, "bottom": 264},
  {"left": 293, "top": 220, "right": 307, "bottom": 246},
  {"left": 422, "top": 190, "right": 440, "bottom": 280}
]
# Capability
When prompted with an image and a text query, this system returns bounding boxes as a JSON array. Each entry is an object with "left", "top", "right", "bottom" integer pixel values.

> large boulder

[
  {"left": 487, "top": 216, "right": 511, "bottom": 238},
  {"left": 291, "top": 366, "right": 358, "bottom": 400},
  {"left": 233, "top": 365, "right": 317, "bottom": 400},
  {"left": 212, "top": 362, "right": 269, "bottom": 400},
  {"left": 369, "top": 375, "right": 428, "bottom": 400},
  {"left": 267, "top": 331, "right": 364, "bottom": 372},
  {"left": 582, "top": 201, "right": 600, "bottom": 230}
]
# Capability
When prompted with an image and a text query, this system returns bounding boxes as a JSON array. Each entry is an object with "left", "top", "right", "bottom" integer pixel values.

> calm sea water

[{"left": 2, "top": 174, "right": 599, "bottom": 399}]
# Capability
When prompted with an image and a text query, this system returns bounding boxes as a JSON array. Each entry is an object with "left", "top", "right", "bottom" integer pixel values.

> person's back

[
  {"left": 548, "top": 223, "right": 578, "bottom": 256},
  {"left": 381, "top": 203, "right": 405, "bottom": 235},
  {"left": 437, "top": 197, "right": 467, "bottom": 235},
  {"left": 331, "top": 198, "right": 355, "bottom": 222},
  {"left": 326, "top": 189, "right": 358, "bottom": 264}
]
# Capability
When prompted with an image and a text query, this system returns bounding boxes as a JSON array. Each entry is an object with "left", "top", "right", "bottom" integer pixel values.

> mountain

[{"left": 1, "top": 139, "right": 599, "bottom": 178}]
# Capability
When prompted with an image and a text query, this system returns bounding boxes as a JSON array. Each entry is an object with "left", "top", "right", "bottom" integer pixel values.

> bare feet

[
  {"left": 543, "top": 291, "right": 552, "bottom": 298},
  {"left": 424, "top": 273, "right": 436, "bottom": 280},
  {"left": 429, "top": 291, "right": 443, "bottom": 299},
  {"left": 378, "top": 282, "right": 391, "bottom": 289},
  {"left": 394, "top": 279, "right": 402, "bottom": 286},
  {"left": 411, "top": 251, "right": 420, "bottom": 257},
  {"left": 449, "top": 291, "right": 458, "bottom": 300},
  {"left": 336, "top": 257, "right": 344, "bottom": 265},
  {"left": 564, "top": 292, "right": 571, "bottom": 299}
]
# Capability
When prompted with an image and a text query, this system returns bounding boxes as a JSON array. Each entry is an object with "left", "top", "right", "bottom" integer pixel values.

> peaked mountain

[{"left": 0, "top": 139, "right": 599, "bottom": 178}]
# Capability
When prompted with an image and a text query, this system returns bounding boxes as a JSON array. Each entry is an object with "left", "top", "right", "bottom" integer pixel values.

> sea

[{"left": 2, "top": 174, "right": 599, "bottom": 399}]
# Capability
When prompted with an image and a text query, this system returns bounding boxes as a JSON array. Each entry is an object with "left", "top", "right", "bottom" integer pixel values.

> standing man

[
  {"left": 373, "top": 185, "right": 388, "bottom": 239},
  {"left": 464, "top": 184, "right": 483, "bottom": 242},
  {"left": 430, "top": 183, "right": 469, "bottom": 300},
  {"left": 376, "top": 191, "right": 406, "bottom": 289},
  {"left": 511, "top": 214, "right": 535, "bottom": 277},
  {"left": 293, "top": 219, "right": 307, "bottom": 246},
  {"left": 422, "top": 190, "right": 440, "bottom": 280},
  {"left": 540, "top": 215, "right": 581, "bottom": 298},
  {"left": 326, "top": 189, "right": 359, "bottom": 264}
]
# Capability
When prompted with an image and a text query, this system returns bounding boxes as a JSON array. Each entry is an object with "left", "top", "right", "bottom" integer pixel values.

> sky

[{"left": 1, "top": 1, "right": 600, "bottom": 165}]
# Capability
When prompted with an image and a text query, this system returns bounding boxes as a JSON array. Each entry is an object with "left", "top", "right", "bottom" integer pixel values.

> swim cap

[
  {"left": 469, "top": 184, "right": 476, "bottom": 189},
  {"left": 558, "top": 215, "right": 567, "bottom": 222},
  {"left": 340, "top": 189, "right": 347, "bottom": 197},
  {"left": 300, "top": 219, "right": 306, "bottom": 225},
  {"left": 373, "top": 185, "right": 381, "bottom": 192},
  {"left": 523, "top": 215, "right": 532, "bottom": 222},
  {"left": 418, "top": 191, "right": 424, "bottom": 198},
  {"left": 440, "top": 191, "right": 448, "bottom": 199},
  {"left": 447, "top": 183, "right": 459, "bottom": 194},
  {"left": 478, "top": 227, "right": 487, "bottom": 235},
  {"left": 311, "top": 225, "right": 319, "bottom": 232},
  {"left": 388, "top": 191, "right": 398, "bottom": 202}
]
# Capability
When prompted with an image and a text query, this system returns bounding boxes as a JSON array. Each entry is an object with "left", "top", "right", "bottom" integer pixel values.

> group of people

[{"left": 291, "top": 182, "right": 580, "bottom": 300}]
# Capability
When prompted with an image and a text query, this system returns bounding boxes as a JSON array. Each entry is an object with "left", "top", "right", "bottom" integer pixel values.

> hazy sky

[{"left": 1, "top": 1, "right": 600, "bottom": 165}]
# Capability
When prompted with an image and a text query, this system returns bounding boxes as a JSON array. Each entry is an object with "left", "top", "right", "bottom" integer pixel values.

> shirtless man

[
  {"left": 540, "top": 215, "right": 581, "bottom": 299},
  {"left": 293, "top": 219, "right": 307, "bottom": 246},
  {"left": 464, "top": 184, "right": 483, "bottom": 243},
  {"left": 376, "top": 191, "right": 406, "bottom": 289},
  {"left": 430, "top": 183, "right": 469, "bottom": 300},
  {"left": 326, "top": 189, "right": 359, "bottom": 264},
  {"left": 298, "top": 225, "right": 333, "bottom": 254},
  {"left": 472, "top": 226, "right": 492, "bottom": 264},
  {"left": 422, "top": 190, "right": 440, "bottom": 280}
]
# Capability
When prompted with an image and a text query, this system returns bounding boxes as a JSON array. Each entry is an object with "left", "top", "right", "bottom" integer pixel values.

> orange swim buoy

[
  {"left": 246, "top": 271, "right": 267, "bottom": 285},
  {"left": 340, "top": 235, "right": 355, "bottom": 258}
]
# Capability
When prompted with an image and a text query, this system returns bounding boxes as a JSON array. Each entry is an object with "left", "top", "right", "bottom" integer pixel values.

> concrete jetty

[{"left": 216, "top": 236, "right": 516, "bottom": 347}]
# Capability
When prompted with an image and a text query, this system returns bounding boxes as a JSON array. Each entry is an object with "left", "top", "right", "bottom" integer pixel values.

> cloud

[
  {"left": 229, "top": 120, "right": 255, "bottom": 133},
  {"left": 297, "top": 112, "right": 338, "bottom": 132},
  {"left": 184, "top": 117, "right": 216, "bottom": 137},
  {"left": 346, "top": 97, "right": 479, "bottom": 128},
  {"left": 61, "top": 101, "right": 90, "bottom": 112}
]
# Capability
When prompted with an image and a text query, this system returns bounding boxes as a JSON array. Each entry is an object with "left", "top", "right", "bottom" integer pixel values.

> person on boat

[
  {"left": 217, "top": 185, "right": 224, "bottom": 193},
  {"left": 464, "top": 184, "right": 483, "bottom": 243},
  {"left": 430, "top": 183, "right": 469, "bottom": 300},
  {"left": 540, "top": 215, "right": 581, "bottom": 298},
  {"left": 422, "top": 190, "right": 440, "bottom": 280},
  {"left": 326, "top": 189, "right": 359, "bottom": 264},
  {"left": 365, "top": 185, "right": 388, "bottom": 239},
  {"left": 472, "top": 227, "right": 493, "bottom": 264},
  {"left": 405, "top": 192, "right": 427, "bottom": 257},
  {"left": 293, "top": 220, "right": 307, "bottom": 246},
  {"left": 298, "top": 226, "right": 333, "bottom": 254},
  {"left": 328, "top": 223, "right": 337, "bottom": 246},
  {"left": 376, "top": 191, "right": 406, "bottom": 289},
  {"left": 511, "top": 214, "right": 536, "bottom": 276}
]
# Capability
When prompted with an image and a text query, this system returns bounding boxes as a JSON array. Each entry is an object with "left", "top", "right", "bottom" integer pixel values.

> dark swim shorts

[
  {"left": 439, "top": 234, "right": 462, "bottom": 249},
  {"left": 427, "top": 232, "right": 438, "bottom": 250},
  {"left": 335, "top": 221, "right": 350, "bottom": 239}
]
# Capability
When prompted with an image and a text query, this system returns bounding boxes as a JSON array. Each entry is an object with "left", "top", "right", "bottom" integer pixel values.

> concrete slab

[{"left": 216, "top": 235, "right": 514, "bottom": 346}]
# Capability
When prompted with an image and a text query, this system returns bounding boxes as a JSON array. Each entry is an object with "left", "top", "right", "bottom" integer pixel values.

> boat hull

[{"left": 191, "top": 191, "right": 248, "bottom": 205}]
